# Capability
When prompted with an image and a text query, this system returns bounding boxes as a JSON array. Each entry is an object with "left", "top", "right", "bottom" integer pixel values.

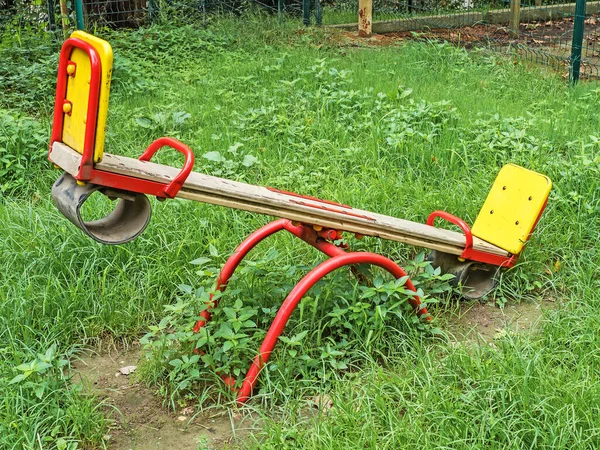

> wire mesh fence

[
  {"left": 324, "top": 0, "right": 600, "bottom": 79},
  {"left": 0, "top": 0, "right": 306, "bottom": 34},
  {"left": 0, "top": 0, "right": 598, "bottom": 80}
]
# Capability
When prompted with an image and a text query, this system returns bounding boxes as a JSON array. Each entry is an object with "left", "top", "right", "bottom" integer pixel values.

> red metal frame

[
  {"left": 50, "top": 37, "right": 102, "bottom": 180},
  {"left": 193, "top": 219, "right": 429, "bottom": 404},
  {"left": 427, "top": 210, "right": 517, "bottom": 268}
]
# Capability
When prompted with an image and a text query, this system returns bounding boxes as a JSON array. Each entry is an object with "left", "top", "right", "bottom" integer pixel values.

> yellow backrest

[
  {"left": 61, "top": 31, "right": 113, "bottom": 163},
  {"left": 472, "top": 164, "right": 552, "bottom": 255}
]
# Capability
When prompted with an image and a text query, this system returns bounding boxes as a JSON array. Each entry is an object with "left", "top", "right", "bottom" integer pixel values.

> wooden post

[
  {"left": 59, "top": 0, "right": 69, "bottom": 38},
  {"left": 509, "top": 0, "right": 521, "bottom": 35},
  {"left": 358, "top": 0, "right": 372, "bottom": 37}
]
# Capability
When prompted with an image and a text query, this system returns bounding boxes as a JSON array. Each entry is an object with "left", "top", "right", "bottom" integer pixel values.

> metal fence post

[
  {"left": 570, "top": 0, "right": 587, "bottom": 84},
  {"left": 314, "top": 0, "right": 322, "bottom": 26},
  {"left": 148, "top": 0, "right": 154, "bottom": 23},
  {"left": 47, "top": 0, "right": 57, "bottom": 32},
  {"left": 74, "top": 0, "right": 84, "bottom": 30},
  {"left": 278, "top": 0, "right": 284, "bottom": 23},
  {"left": 303, "top": 0, "right": 311, "bottom": 25}
]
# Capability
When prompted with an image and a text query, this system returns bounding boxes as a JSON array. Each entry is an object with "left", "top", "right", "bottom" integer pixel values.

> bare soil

[
  {"left": 70, "top": 301, "right": 554, "bottom": 449},
  {"left": 446, "top": 298, "right": 555, "bottom": 343},
  {"left": 71, "top": 345, "right": 256, "bottom": 450}
]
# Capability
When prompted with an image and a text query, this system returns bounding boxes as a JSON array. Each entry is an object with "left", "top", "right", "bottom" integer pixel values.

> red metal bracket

[
  {"left": 427, "top": 210, "right": 516, "bottom": 267},
  {"left": 193, "top": 219, "right": 429, "bottom": 404}
]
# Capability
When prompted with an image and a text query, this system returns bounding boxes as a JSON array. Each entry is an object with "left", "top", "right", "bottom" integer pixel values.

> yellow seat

[
  {"left": 61, "top": 31, "right": 113, "bottom": 163},
  {"left": 472, "top": 164, "right": 552, "bottom": 255}
]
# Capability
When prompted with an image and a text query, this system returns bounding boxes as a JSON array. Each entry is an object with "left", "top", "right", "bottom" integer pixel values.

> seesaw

[{"left": 48, "top": 31, "right": 552, "bottom": 403}]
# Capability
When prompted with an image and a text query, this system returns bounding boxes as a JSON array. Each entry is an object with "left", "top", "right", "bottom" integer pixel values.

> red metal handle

[
  {"left": 426, "top": 210, "right": 473, "bottom": 253},
  {"left": 139, "top": 137, "right": 195, "bottom": 198}
]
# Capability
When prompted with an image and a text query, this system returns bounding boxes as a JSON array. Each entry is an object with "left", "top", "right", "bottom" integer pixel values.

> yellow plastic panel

[
  {"left": 62, "top": 31, "right": 113, "bottom": 163},
  {"left": 472, "top": 164, "right": 552, "bottom": 255}
]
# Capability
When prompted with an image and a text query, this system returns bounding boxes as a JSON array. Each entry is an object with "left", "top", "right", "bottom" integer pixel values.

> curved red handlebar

[
  {"left": 426, "top": 210, "right": 473, "bottom": 253},
  {"left": 139, "top": 137, "right": 195, "bottom": 198}
]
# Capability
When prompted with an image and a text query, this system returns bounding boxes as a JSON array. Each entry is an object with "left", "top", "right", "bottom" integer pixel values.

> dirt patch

[
  {"left": 71, "top": 345, "right": 256, "bottom": 450},
  {"left": 445, "top": 299, "right": 555, "bottom": 343},
  {"left": 333, "top": 14, "right": 600, "bottom": 79}
]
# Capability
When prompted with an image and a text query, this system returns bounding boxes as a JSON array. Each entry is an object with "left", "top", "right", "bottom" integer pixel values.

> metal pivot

[
  {"left": 429, "top": 250, "right": 499, "bottom": 300},
  {"left": 52, "top": 172, "right": 151, "bottom": 245}
]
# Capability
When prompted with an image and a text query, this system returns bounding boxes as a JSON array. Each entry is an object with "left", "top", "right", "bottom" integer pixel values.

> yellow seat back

[
  {"left": 61, "top": 31, "right": 113, "bottom": 163},
  {"left": 472, "top": 164, "right": 552, "bottom": 255}
]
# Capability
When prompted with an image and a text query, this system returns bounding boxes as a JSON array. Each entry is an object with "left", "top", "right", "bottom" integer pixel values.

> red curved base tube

[
  {"left": 193, "top": 219, "right": 289, "bottom": 332},
  {"left": 192, "top": 219, "right": 429, "bottom": 404},
  {"left": 236, "top": 251, "right": 424, "bottom": 404}
]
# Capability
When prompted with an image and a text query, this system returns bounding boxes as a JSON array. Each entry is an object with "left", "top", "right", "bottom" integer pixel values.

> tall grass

[{"left": 0, "top": 16, "right": 599, "bottom": 448}]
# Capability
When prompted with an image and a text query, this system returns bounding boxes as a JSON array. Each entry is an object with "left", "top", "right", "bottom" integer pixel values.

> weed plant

[{"left": 0, "top": 16, "right": 599, "bottom": 448}]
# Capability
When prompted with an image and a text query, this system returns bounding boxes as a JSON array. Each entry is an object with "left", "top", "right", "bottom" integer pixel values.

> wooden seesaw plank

[{"left": 50, "top": 142, "right": 509, "bottom": 258}]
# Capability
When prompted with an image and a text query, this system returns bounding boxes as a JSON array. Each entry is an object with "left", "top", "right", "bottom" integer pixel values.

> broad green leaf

[
  {"left": 135, "top": 117, "right": 153, "bottom": 128},
  {"left": 190, "top": 257, "right": 211, "bottom": 266},
  {"left": 242, "top": 154, "right": 258, "bottom": 167},
  {"left": 203, "top": 151, "right": 225, "bottom": 162}
]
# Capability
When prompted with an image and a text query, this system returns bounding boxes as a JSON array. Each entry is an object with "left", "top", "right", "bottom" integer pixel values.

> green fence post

[
  {"left": 570, "top": 0, "right": 587, "bottom": 84},
  {"left": 74, "top": 0, "right": 84, "bottom": 30},
  {"left": 47, "top": 0, "right": 57, "bottom": 32},
  {"left": 148, "top": 0, "right": 154, "bottom": 23},
  {"left": 314, "top": 0, "right": 322, "bottom": 25},
  {"left": 278, "top": 0, "right": 284, "bottom": 24},
  {"left": 303, "top": 0, "right": 310, "bottom": 25}
]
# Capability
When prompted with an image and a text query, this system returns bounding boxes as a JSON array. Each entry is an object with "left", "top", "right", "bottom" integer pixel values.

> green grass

[{"left": 1, "top": 16, "right": 599, "bottom": 448}]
